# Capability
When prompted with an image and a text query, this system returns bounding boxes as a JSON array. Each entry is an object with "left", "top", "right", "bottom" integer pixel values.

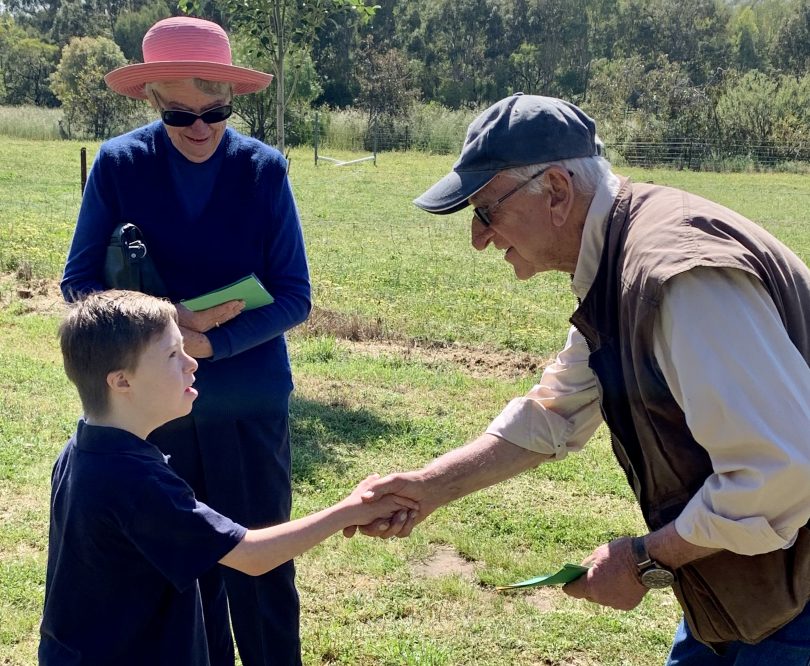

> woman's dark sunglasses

[{"left": 160, "top": 105, "right": 233, "bottom": 127}]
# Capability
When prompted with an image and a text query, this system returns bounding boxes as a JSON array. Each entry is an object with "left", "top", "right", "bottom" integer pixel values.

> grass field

[{"left": 1, "top": 136, "right": 809, "bottom": 665}]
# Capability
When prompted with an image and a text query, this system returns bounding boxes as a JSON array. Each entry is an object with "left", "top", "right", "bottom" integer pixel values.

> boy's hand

[
  {"left": 340, "top": 474, "right": 419, "bottom": 531},
  {"left": 343, "top": 471, "right": 432, "bottom": 539},
  {"left": 176, "top": 300, "right": 244, "bottom": 333}
]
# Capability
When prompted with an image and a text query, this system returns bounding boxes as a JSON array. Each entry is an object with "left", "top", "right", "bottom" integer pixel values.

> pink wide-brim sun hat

[{"left": 105, "top": 16, "right": 273, "bottom": 100}]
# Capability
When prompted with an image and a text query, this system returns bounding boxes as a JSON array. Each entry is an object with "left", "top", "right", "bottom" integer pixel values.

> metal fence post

[
  {"left": 80, "top": 147, "right": 87, "bottom": 195},
  {"left": 313, "top": 111, "right": 319, "bottom": 166}
]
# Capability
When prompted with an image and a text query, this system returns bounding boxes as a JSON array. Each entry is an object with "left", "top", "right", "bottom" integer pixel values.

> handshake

[{"left": 337, "top": 472, "right": 428, "bottom": 540}]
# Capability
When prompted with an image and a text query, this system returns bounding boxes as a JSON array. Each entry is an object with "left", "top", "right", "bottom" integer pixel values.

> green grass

[
  {"left": 1, "top": 137, "right": 809, "bottom": 664},
  {"left": 0, "top": 107, "right": 64, "bottom": 141},
  {"left": 2, "top": 139, "right": 809, "bottom": 353}
]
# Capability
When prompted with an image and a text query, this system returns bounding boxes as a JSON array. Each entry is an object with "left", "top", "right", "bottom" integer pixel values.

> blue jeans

[{"left": 666, "top": 603, "right": 810, "bottom": 665}]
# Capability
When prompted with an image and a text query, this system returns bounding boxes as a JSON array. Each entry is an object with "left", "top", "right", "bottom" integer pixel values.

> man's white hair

[{"left": 503, "top": 156, "right": 618, "bottom": 200}]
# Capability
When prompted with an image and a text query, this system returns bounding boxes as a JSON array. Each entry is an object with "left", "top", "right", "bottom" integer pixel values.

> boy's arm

[{"left": 220, "top": 476, "right": 417, "bottom": 576}]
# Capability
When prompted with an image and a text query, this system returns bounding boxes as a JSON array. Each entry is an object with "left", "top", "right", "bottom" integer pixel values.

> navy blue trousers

[
  {"left": 151, "top": 411, "right": 301, "bottom": 666},
  {"left": 666, "top": 602, "right": 810, "bottom": 665}
]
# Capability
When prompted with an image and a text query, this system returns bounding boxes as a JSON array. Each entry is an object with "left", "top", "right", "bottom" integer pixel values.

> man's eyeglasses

[
  {"left": 159, "top": 105, "right": 233, "bottom": 127},
  {"left": 473, "top": 167, "right": 573, "bottom": 227}
]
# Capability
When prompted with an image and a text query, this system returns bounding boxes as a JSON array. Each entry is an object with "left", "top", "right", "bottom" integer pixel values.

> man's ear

[
  {"left": 106, "top": 369, "right": 131, "bottom": 395},
  {"left": 546, "top": 167, "right": 574, "bottom": 228}
]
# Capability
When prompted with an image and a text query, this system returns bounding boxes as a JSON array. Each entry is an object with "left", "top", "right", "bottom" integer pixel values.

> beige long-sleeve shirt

[{"left": 487, "top": 174, "right": 810, "bottom": 555}]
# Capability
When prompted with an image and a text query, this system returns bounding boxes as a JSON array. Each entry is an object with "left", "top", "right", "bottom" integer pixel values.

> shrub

[{"left": 50, "top": 36, "right": 135, "bottom": 139}]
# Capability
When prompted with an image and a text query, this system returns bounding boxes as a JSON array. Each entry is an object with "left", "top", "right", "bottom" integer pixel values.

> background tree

[
  {"left": 716, "top": 70, "right": 810, "bottom": 155},
  {"left": 181, "top": 0, "right": 376, "bottom": 152},
  {"left": 771, "top": 0, "right": 810, "bottom": 78},
  {"left": 0, "top": 17, "right": 59, "bottom": 105},
  {"left": 50, "top": 35, "right": 135, "bottom": 137},
  {"left": 113, "top": 0, "right": 171, "bottom": 61},
  {"left": 729, "top": 6, "right": 763, "bottom": 70},
  {"left": 419, "top": 0, "right": 502, "bottom": 107},
  {"left": 50, "top": 0, "right": 111, "bottom": 44},
  {"left": 312, "top": 8, "right": 359, "bottom": 107}
]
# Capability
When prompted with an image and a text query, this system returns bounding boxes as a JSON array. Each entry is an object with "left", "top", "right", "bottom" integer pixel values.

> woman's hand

[
  {"left": 176, "top": 300, "right": 244, "bottom": 333},
  {"left": 180, "top": 326, "right": 214, "bottom": 358}
]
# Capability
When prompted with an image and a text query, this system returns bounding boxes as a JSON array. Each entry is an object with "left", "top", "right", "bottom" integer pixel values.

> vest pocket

[{"left": 673, "top": 531, "right": 810, "bottom": 648}]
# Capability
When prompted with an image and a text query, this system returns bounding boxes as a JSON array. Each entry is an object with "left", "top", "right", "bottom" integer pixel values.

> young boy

[{"left": 39, "top": 290, "right": 417, "bottom": 665}]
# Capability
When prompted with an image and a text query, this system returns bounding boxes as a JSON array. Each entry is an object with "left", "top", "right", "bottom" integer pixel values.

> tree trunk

[{"left": 276, "top": 60, "right": 285, "bottom": 152}]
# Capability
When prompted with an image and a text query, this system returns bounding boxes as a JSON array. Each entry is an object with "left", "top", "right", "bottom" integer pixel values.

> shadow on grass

[{"left": 289, "top": 395, "right": 399, "bottom": 484}]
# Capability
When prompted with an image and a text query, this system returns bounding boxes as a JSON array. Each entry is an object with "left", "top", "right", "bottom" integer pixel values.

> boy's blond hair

[{"left": 59, "top": 290, "right": 177, "bottom": 417}]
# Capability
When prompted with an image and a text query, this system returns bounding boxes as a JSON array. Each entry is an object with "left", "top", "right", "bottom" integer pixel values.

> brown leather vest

[{"left": 571, "top": 180, "right": 810, "bottom": 647}]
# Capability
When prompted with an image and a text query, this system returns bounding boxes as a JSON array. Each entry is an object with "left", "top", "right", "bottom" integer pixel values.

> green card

[
  {"left": 495, "top": 563, "right": 589, "bottom": 591},
  {"left": 180, "top": 273, "right": 274, "bottom": 312}
]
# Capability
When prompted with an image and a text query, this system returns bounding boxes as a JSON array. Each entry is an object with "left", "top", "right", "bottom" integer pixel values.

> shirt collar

[
  {"left": 74, "top": 418, "right": 169, "bottom": 463},
  {"left": 571, "top": 172, "right": 622, "bottom": 300}
]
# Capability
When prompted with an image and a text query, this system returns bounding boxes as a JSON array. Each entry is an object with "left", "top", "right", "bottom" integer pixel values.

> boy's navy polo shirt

[{"left": 39, "top": 420, "right": 247, "bottom": 666}]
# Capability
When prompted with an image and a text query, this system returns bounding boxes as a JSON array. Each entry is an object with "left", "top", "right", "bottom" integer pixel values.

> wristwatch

[{"left": 631, "top": 536, "right": 675, "bottom": 589}]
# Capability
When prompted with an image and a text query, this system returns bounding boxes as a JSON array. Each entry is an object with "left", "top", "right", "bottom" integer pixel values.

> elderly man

[{"left": 354, "top": 94, "right": 810, "bottom": 664}]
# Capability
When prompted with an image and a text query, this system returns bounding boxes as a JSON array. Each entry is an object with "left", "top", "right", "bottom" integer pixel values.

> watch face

[{"left": 641, "top": 568, "right": 675, "bottom": 589}]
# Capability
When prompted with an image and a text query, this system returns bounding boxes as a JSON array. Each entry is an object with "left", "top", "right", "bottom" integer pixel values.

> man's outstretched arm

[{"left": 345, "top": 433, "right": 551, "bottom": 538}]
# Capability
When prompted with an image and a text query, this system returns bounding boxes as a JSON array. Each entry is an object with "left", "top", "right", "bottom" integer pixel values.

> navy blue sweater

[{"left": 62, "top": 122, "right": 311, "bottom": 414}]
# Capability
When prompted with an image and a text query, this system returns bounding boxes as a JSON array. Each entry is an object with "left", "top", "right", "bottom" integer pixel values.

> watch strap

[{"left": 631, "top": 536, "right": 654, "bottom": 569}]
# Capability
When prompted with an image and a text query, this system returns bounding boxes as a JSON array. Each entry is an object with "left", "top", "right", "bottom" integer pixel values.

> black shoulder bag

[{"left": 104, "top": 223, "right": 168, "bottom": 297}]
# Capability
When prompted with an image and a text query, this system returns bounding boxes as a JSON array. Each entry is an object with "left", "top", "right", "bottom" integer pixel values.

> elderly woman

[{"left": 60, "top": 17, "right": 310, "bottom": 666}]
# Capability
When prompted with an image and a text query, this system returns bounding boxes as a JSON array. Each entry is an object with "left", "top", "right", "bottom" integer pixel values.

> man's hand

[
  {"left": 562, "top": 537, "right": 648, "bottom": 611},
  {"left": 339, "top": 474, "right": 420, "bottom": 527},
  {"left": 176, "top": 300, "right": 244, "bottom": 333},
  {"left": 342, "top": 471, "right": 436, "bottom": 539}
]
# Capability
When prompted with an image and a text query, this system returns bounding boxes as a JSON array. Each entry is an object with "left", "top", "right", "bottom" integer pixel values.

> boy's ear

[{"left": 106, "top": 369, "right": 131, "bottom": 395}]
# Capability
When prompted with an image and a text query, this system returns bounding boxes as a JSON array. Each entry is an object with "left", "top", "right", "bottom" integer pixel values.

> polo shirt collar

[{"left": 74, "top": 418, "right": 168, "bottom": 463}]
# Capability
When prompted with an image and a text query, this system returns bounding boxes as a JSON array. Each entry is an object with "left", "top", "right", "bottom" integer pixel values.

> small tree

[
  {"left": 355, "top": 39, "right": 419, "bottom": 151},
  {"left": 230, "top": 33, "right": 322, "bottom": 144},
  {"left": 181, "top": 0, "right": 376, "bottom": 152},
  {"left": 356, "top": 38, "right": 419, "bottom": 123},
  {"left": 50, "top": 36, "right": 134, "bottom": 138}
]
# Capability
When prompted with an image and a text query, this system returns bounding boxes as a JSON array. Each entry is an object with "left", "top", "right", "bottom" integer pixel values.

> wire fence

[
  {"left": 308, "top": 114, "right": 810, "bottom": 172},
  {"left": 607, "top": 139, "right": 810, "bottom": 171}
]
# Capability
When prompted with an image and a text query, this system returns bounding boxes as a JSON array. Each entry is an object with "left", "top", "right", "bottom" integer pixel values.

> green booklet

[
  {"left": 496, "top": 563, "right": 589, "bottom": 591},
  {"left": 180, "top": 273, "right": 274, "bottom": 312}
]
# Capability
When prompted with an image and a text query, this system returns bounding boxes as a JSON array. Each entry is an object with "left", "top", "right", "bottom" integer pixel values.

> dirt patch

[
  {"left": 411, "top": 544, "right": 479, "bottom": 580},
  {"left": 301, "top": 305, "right": 387, "bottom": 341},
  {"left": 299, "top": 306, "right": 549, "bottom": 380},
  {"left": 345, "top": 339, "right": 547, "bottom": 380},
  {"left": 1, "top": 281, "right": 549, "bottom": 379},
  {"left": 0, "top": 272, "right": 66, "bottom": 316}
]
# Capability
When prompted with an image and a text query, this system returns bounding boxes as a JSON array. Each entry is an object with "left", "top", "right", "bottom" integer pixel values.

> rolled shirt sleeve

[
  {"left": 486, "top": 325, "right": 603, "bottom": 459},
  {"left": 655, "top": 267, "right": 810, "bottom": 555}
]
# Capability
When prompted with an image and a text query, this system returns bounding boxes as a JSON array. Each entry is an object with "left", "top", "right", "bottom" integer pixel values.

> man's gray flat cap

[{"left": 414, "top": 93, "right": 599, "bottom": 215}]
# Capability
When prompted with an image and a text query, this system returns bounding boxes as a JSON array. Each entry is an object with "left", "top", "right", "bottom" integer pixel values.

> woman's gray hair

[
  {"left": 144, "top": 79, "right": 233, "bottom": 101},
  {"left": 503, "top": 156, "right": 619, "bottom": 200}
]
